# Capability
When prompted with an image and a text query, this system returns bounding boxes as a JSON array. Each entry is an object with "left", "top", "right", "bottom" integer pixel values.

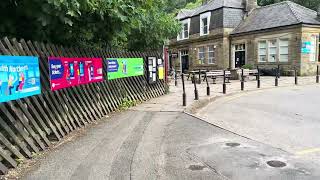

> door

[
  {"left": 234, "top": 44, "right": 246, "bottom": 68},
  {"left": 180, "top": 50, "right": 189, "bottom": 73}
]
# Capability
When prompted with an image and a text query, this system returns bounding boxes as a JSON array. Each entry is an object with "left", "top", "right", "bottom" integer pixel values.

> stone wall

[{"left": 231, "top": 26, "right": 309, "bottom": 75}]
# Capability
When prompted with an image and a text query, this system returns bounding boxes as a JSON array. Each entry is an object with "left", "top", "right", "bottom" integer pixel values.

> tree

[{"left": 0, "top": 0, "right": 181, "bottom": 51}]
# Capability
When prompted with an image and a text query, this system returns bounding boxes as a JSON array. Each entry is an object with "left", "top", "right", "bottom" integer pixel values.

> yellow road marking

[{"left": 295, "top": 148, "right": 320, "bottom": 156}]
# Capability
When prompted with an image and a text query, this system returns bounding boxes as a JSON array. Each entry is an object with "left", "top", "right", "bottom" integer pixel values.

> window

[
  {"left": 268, "top": 40, "right": 277, "bottom": 62},
  {"left": 198, "top": 47, "right": 205, "bottom": 64},
  {"left": 258, "top": 41, "right": 267, "bottom": 62},
  {"left": 208, "top": 46, "right": 215, "bottom": 64},
  {"left": 200, "top": 12, "right": 211, "bottom": 36},
  {"left": 183, "top": 23, "right": 189, "bottom": 39},
  {"left": 201, "top": 18, "right": 208, "bottom": 35},
  {"left": 279, "top": 39, "right": 289, "bottom": 62},
  {"left": 177, "top": 19, "right": 190, "bottom": 40},
  {"left": 310, "top": 35, "right": 317, "bottom": 62}
]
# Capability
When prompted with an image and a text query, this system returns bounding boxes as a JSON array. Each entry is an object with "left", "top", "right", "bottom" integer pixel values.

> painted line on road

[{"left": 295, "top": 148, "right": 320, "bottom": 156}]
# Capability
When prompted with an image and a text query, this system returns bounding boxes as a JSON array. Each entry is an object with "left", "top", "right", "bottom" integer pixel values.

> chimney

[{"left": 245, "top": 0, "right": 258, "bottom": 12}]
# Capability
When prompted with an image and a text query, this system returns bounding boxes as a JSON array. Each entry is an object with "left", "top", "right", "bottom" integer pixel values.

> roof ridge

[{"left": 286, "top": 1, "right": 302, "bottom": 23}]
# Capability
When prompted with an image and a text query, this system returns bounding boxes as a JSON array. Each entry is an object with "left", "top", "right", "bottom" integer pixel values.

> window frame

[
  {"left": 177, "top": 18, "right": 190, "bottom": 41},
  {"left": 279, "top": 38, "right": 289, "bottom": 62},
  {"left": 198, "top": 46, "right": 206, "bottom": 64},
  {"left": 200, "top": 12, "right": 211, "bottom": 36},
  {"left": 208, "top": 45, "right": 216, "bottom": 64},
  {"left": 258, "top": 38, "right": 290, "bottom": 63},
  {"left": 258, "top": 40, "right": 267, "bottom": 63}
]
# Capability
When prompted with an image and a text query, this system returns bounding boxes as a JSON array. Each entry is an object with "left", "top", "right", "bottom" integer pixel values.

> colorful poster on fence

[
  {"left": 0, "top": 56, "right": 41, "bottom": 103},
  {"left": 49, "top": 57, "right": 103, "bottom": 91},
  {"left": 107, "top": 58, "right": 144, "bottom": 80}
]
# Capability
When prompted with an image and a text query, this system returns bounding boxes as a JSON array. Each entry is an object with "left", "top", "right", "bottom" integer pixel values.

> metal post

[
  {"left": 174, "top": 69, "right": 178, "bottom": 86},
  {"left": 317, "top": 65, "right": 319, "bottom": 83},
  {"left": 205, "top": 73, "right": 210, "bottom": 96},
  {"left": 277, "top": 65, "right": 281, "bottom": 78},
  {"left": 241, "top": 68, "right": 244, "bottom": 91},
  {"left": 223, "top": 70, "right": 226, "bottom": 94},
  {"left": 181, "top": 74, "right": 186, "bottom": 106},
  {"left": 198, "top": 69, "right": 201, "bottom": 84},
  {"left": 257, "top": 66, "right": 261, "bottom": 88},
  {"left": 275, "top": 67, "right": 278, "bottom": 87},
  {"left": 294, "top": 66, "right": 298, "bottom": 85},
  {"left": 193, "top": 73, "right": 199, "bottom": 100}
]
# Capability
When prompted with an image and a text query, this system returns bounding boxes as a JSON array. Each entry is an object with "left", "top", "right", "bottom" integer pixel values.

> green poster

[{"left": 107, "top": 58, "right": 144, "bottom": 80}]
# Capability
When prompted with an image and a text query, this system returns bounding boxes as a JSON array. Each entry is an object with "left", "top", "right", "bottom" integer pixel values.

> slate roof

[
  {"left": 176, "top": 0, "right": 244, "bottom": 20},
  {"left": 232, "top": 1, "right": 320, "bottom": 35}
]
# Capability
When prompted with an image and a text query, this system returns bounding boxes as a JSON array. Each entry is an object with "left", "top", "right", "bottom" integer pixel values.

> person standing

[{"left": 8, "top": 75, "right": 14, "bottom": 95}]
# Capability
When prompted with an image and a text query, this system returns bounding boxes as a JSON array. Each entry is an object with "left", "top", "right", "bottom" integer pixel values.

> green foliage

[
  {"left": 242, "top": 64, "right": 254, "bottom": 70},
  {"left": 0, "top": 0, "right": 181, "bottom": 51},
  {"left": 119, "top": 97, "right": 137, "bottom": 110}
]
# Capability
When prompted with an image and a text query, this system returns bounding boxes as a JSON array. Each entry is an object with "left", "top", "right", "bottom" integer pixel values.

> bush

[{"left": 242, "top": 64, "right": 254, "bottom": 70}]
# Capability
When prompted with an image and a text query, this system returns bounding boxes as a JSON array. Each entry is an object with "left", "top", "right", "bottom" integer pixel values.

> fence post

[
  {"left": 241, "top": 68, "right": 244, "bottom": 91},
  {"left": 223, "top": 70, "right": 227, "bottom": 94},
  {"left": 257, "top": 66, "right": 261, "bottom": 88},
  {"left": 317, "top": 65, "right": 319, "bottom": 84},
  {"left": 205, "top": 73, "right": 210, "bottom": 96},
  {"left": 193, "top": 73, "right": 199, "bottom": 100},
  {"left": 181, "top": 74, "right": 186, "bottom": 106},
  {"left": 294, "top": 66, "right": 298, "bottom": 85},
  {"left": 175, "top": 69, "right": 178, "bottom": 86}
]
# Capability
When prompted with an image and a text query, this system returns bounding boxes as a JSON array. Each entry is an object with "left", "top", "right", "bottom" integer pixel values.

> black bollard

[
  {"left": 241, "top": 68, "right": 244, "bottom": 91},
  {"left": 205, "top": 73, "right": 210, "bottom": 96},
  {"left": 175, "top": 69, "right": 178, "bottom": 86},
  {"left": 294, "top": 66, "right": 298, "bottom": 85},
  {"left": 193, "top": 73, "right": 199, "bottom": 100},
  {"left": 181, "top": 74, "right": 186, "bottom": 106},
  {"left": 317, "top": 65, "right": 319, "bottom": 84},
  {"left": 257, "top": 66, "right": 261, "bottom": 88},
  {"left": 275, "top": 67, "right": 279, "bottom": 87},
  {"left": 223, "top": 70, "right": 227, "bottom": 94},
  {"left": 198, "top": 69, "right": 201, "bottom": 84}
]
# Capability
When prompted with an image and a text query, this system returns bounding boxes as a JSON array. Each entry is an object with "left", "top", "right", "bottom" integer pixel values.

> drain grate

[
  {"left": 188, "top": 165, "right": 206, "bottom": 171},
  {"left": 226, "top": 143, "right": 240, "bottom": 147},
  {"left": 266, "top": 160, "right": 286, "bottom": 168}
]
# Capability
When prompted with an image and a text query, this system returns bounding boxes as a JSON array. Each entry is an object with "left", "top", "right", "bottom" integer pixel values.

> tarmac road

[{"left": 22, "top": 85, "right": 320, "bottom": 180}]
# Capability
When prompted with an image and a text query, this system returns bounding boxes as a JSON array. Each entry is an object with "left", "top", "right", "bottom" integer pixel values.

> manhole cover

[
  {"left": 226, "top": 143, "right": 240, "bottom": 147},
  {"left": 266, "top": 160, "right": 286, "bottom": 168},
  {"left": 188, "top": 165, "right": 206, "bottom": 171}
]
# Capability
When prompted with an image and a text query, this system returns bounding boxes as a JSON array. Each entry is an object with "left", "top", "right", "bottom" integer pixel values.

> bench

[
  {"left": 187, "top": 70, "right": 207, "bottom": 80},
  {"left": 204, "top": 70, "right": 231, "bottom": 84},
  {"left": 237, "top": 69, "right": 259, "bottom": 80}
]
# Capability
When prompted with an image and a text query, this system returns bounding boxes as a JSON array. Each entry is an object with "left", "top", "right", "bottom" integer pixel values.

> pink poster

[{"left": 49, "top": 57, "right": 103, "bottom": 91}]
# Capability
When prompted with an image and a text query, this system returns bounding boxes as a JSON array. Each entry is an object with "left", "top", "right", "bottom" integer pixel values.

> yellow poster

[{"left": 158, "top": 66, "right": 164, "bottom": 80}]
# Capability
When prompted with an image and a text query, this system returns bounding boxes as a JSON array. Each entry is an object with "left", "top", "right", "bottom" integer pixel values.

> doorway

[
  {"left": 234, "top": 44, "right": 246, "bottom": 68},
  {"left": 180, "top": 50, "right": 189, "bottom": 73}
]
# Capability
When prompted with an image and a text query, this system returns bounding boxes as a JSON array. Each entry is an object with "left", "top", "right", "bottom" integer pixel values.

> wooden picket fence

[{"left": 0, "top": 37, "right": 166, "bottom": 174}]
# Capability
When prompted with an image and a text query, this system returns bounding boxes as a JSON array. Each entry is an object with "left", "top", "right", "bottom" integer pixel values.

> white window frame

[
  {"left": 258, "top": 37, "right": 290, "bottom": 63},
  {"left": 268, "top": 40, "right": 277, "bottom": 62},
  {"left": 198, "top": 46, "right": 205, "bottom": 64},
  {"left": 258, "top": 41, "right": 267, "bottom": 62},
  {"left": 279, "top": 39, "right": 289, "bottom": 62},
  {"left": 208, "top": 45, "right": 216, "bottom": 64},
  {"left": 177, "top": 18, "right": 191, "bottom": 41},
  {"left": 310, "top": 34, "right": 317, "bottom": 62},
  {"left": 200, "top": 12, "right": 211, "bottom": 36}
]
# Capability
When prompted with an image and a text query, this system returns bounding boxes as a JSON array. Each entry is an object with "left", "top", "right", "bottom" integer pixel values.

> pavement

[{"left": 13, "top": 76, "right": 320, "bottom": 180}]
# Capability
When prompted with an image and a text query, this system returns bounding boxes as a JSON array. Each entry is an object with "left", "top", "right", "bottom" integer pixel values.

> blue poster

[{"left": 0, "top": 56, "right": 41, "bottom": 103}]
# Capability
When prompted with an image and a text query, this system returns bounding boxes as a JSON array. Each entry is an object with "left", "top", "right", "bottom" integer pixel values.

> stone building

[{"left": 169, "top": 0, "right": 320, "bottom": 75}]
